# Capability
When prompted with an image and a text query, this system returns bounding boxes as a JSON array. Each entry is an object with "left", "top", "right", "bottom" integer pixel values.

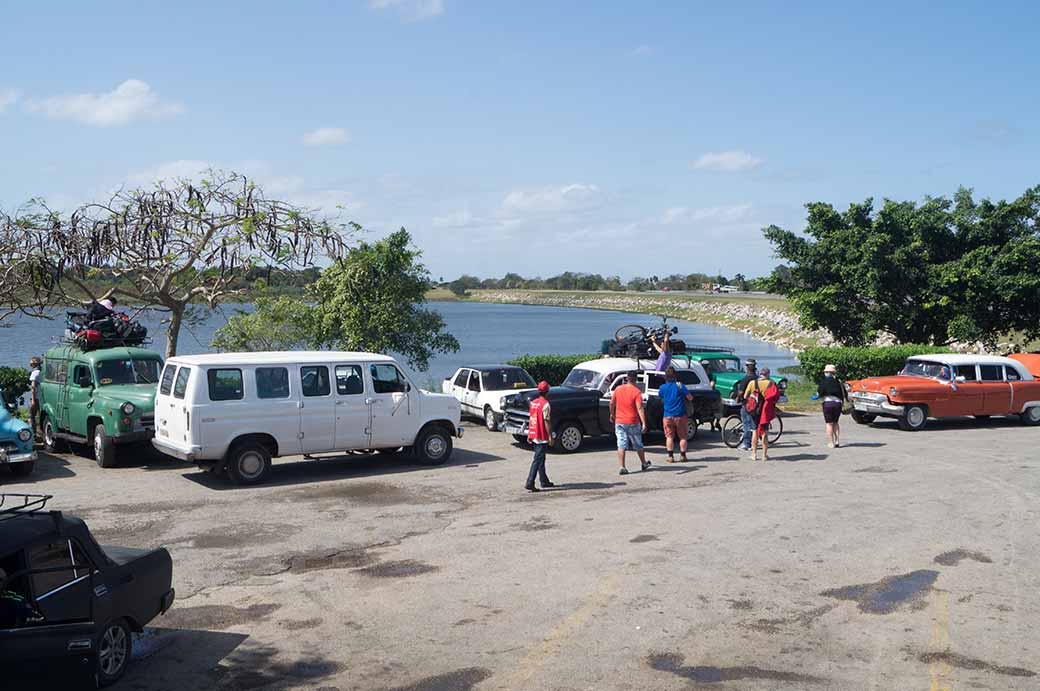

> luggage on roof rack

[{"left": 65, "top": 306, "right": 148, "bottom": 349}]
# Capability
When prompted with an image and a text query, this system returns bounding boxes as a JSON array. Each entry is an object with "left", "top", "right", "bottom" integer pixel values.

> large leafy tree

[
  {"left": 0, "top": 171, "right": 350, "bottom": 357},
  {"left": 213, "top": 229, "right": 459, "bottom": 371},
  {"left": 764, "top": 186, "right": 1040, "bottom": 347}
]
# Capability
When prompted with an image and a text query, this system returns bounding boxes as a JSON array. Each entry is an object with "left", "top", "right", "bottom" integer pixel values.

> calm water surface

[{"left": 0, "top": 302, "right": 796, "bottom": 384}]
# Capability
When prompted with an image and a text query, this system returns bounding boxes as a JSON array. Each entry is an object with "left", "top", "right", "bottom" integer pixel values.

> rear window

[
  {"left": 979, "top": 365, "right": 1004, "bottom": 382},
  {"left": 956, "top": 365, "right": 977, "bottom": 381},
  {"left": 256, "top": 367, "right": 290, "bottom": 399},
  {"left": 207, "top": 369, "right": 244, "bottom": 401},
  {"left": 159, "top": 364, "right": 177, "bottom": 395},
  {"left": 173, "top": 367, "right": 191, "bottom": 399},
  {"left": 677, "top": 370, "right": 701, "bottom": 385}
]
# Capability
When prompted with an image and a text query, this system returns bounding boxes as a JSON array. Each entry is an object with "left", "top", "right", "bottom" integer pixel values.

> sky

[{"left": 2, "top": 1, "right": 1038, "bottom": 280}]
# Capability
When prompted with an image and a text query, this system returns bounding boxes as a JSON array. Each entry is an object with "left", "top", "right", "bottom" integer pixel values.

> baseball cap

[{"left": 537, "top": 381, "right": 550, "bottom": 393}]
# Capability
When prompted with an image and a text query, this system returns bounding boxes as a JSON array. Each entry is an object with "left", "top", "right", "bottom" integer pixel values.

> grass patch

[
  {"left": 780, "top": 377, "right": 818, "bottom": 413},
  {"left": 425, "top": 288, "right": 463, "bottom": 301}
]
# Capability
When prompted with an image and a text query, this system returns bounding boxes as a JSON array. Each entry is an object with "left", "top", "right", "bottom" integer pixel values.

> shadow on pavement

[
  {"left": 1, "top": 451, "right": 77, "bottom": 483},
  {"left": 550, "top": 481, "right": 627, "bottom": 490},
  {"left": 182, "top": 447, "right": 507, "bottom": 491},
  {"left": 869, "top": 415, "right": 1023, "bottom": 432},
  {"left": 840, "top": 441, "right": 886, "bottom": 448},
  {"left": 770, "top": 453, "right": 829, "bottom": 462}
]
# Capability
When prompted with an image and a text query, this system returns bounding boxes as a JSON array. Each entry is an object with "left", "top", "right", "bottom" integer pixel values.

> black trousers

[{"left": 526, "top": 443, "right": 550, "bottom": 487}]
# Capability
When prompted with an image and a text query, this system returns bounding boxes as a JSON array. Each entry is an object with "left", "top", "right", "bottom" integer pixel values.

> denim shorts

[{"left": 615, "top": 423, "right": 643, "bottom": 450}]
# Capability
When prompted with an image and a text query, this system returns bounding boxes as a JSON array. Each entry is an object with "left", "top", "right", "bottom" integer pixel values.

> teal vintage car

[
  {"left": 39, "top": 346, "right": 162, "bottom": 467},
  {"left": 682, "top": 351, "right": 788, "bottom": 412},
  {"left": 0, "top": 397, "right": 36, "bottom": 477}
]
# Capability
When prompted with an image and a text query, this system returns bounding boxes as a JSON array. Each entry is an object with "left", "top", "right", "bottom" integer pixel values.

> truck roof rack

[
  {"left": 0, "top": 493, "right": 55, "bottom": 523},
  {"left": 683, "top": 345, "right": 736, "bottom": 354}
]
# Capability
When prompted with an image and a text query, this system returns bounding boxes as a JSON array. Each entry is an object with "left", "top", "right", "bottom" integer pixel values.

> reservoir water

[{"left": 0, "top": 302, "right": 796, "bottom": 384}]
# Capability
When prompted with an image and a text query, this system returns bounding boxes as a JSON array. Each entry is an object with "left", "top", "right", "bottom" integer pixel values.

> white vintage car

[
  {"left": 442, "top": 365, "right": 538, "bottom": 430},
  {"left": 152, "top": 351, "right": 463, "bottom": 485}
]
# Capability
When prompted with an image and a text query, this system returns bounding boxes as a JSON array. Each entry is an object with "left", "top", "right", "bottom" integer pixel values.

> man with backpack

[
  {"left": 734, "top": 359, "right": 757, "bottom": 451},
  {"left": 743, "top": 367, "right": 780, "bottom": 461}
]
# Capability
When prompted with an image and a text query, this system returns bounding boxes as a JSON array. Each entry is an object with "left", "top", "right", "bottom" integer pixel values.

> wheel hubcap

[
  {"left": 99, "top": 625, "right": 127, "bottom": 676},
  {"left": 1028, "top": 407, "right": 1040, "bottom": 422},
  {"left": 485, "top": 410, "right": 496, "bottom": 429},
  {"left": 561, "top": 427, "right": 582, "bottom": 450},
  {"left": 45, "top": 424, "right": 53, "bottom": 445},
  {"left": 95, "top": 432, "right": 103, "bottom": 458},
  {"left": 908, "top": 408, "right": 925, "bottom": 427},
  {"left": 239, "top": 451, "right": 263, "bottom": 478},
  {"left": 426, "top": 435, "right": 447, "bottom": 458}
]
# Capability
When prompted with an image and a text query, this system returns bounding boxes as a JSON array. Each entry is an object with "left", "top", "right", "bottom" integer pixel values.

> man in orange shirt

[{"left": 609, "top": 371, "right": 649, "bottom": 475}]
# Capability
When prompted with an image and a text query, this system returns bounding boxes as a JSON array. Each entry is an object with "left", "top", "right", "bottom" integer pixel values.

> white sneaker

[{"left": 827, "top": 442, "right": 835, "bottom": 448}]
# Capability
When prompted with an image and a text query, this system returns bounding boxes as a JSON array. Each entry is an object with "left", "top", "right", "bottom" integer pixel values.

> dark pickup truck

[
  {"left": 0, "top": 494, "right": 175, "bottom": 687},
  {"left": 500, "top": 358, "right": 722, "bottom": 453}
]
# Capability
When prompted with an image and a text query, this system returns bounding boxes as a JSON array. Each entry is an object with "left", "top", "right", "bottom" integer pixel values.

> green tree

[
  {"left": 0, "top": 367, "right": 30, "bottom": 414},
  {"left": 764, "top": 186, "right": 1040, "bottom": 346},
  {"left": 213, "top": 229, "right": 458, "bottom": 371}
]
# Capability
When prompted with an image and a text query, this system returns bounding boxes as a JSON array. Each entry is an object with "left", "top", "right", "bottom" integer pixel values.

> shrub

[
  {"left": 506, "top": 354, "right": 599, "bottom": 385},
  {"left": 0, "top": 366, "right": 30, "bottom": 413},
  {"left": 799, "top": 345, "right": 949, "bottom": 383}
]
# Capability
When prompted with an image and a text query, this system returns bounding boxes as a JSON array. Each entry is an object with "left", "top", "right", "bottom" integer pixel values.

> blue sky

[{"left": 2, "top": 1, "right": 1037, "bottom": 280}]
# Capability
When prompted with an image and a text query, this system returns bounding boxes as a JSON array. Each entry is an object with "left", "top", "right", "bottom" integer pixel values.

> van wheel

[
  {"left": 9, "top": 462, "right": 34, "bottom": 477},
  {"left": 414, "top": 426, "right": 452, "bottom": 465},
  {"left": 898, "top": 405, "right": 928, "bottom": 431},
  {"left": 226, "top": 442, "right": 272, "bottom": 485},
  {"left": 96, "top": 618, "right": 131, "bottom": 687},
  {"left": 43, "top": 416, "right": 67, "bottom": 453},
  {"left": 555, "top": 422, "right": 584, "bottom": 453},
  {"left": 93, "top": 425, "right": 117, "bottom": 468},
  {"left": 1022, "top": 406, "right": 1040, "bottom": 426}
]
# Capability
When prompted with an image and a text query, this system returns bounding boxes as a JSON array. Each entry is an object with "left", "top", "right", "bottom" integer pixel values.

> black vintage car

[
  {"left": 500, "top": 358, "right": 722, "bottom": 453},
  {"left": 0, "top": 494, "right": 175, "bottom": 687}
]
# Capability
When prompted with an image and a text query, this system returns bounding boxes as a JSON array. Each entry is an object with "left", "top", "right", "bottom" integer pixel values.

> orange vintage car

[{"left": 847, "top": 354, "right": 1040, "bottom": 430}]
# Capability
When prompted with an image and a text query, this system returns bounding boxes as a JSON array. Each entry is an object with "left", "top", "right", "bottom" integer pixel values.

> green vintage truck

[
  {"left": 38, "top": 346, "right": 163, "bottom": 467},
  {"left": 682, "top": 351, "right": 788, "bottom": 413}
]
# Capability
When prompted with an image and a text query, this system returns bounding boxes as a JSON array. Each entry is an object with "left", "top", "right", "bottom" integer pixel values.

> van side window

[
  {"left": 73, "top": 365, "right": 92, "bottom": 388},
  {"left": 370, "top": 364, "right": 409, "bottom": 394},
  {"left": 159, "top": 364, "right": 177, "bottom": 395},
  {"left": 173, "top": 367, "right": 191, "bottom": 399},
  {"left": 256, "top": 367, "right": 290, "bottom": 399},
  {"left": 208, "top": 369, "right": 244, "bottom": 401},
  {"left": 44, "top": 359, "right": 67, "bottom": 384},
  {"left": 335, "top": 365, "right": 364, "bottom": 395},
  {"left": 979, "top": 365, "right": 1004, "bottom": 382},
  {"left": 301, "top": 366, "right": 331, "bottom": 397}
]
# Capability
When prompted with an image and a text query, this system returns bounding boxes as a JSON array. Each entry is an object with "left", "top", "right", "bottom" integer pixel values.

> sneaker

[
  {"left": 827, "top": 442, "right": 835, "bottom": 449},
  {"left": 833, "top": 442, "right": 840, "bottom": 448},
  {"left": 666, "top": 455, "right": 676, "bottom": 463},
  {"left": 680, "top": 454, "right": 689, "bottom": 463},
  {"left": 641, "top": 460, "right": 651, "bottom": 471},
  {"left": 525, "top": 484, "right": 540, "bottom": 493},
  {"left": 748, "top": 454, "right": 758, "bottom": 461},
  {"left": 541, "top": 481, "right": 556, "bottom": 488},
  {"left": 619, "top": 467, "right": 629, "bottom": 476}
]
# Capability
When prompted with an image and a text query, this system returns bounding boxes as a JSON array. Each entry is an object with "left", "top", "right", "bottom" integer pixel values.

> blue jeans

[
  {"left": 526, "top": 442, "right": 549, "bottom": 487},
  {"left": 739, "top": 406, "right": 754, "bottom": 450},
  {"left": 615, "top": 423, "right": 644, "bottom": 450}
]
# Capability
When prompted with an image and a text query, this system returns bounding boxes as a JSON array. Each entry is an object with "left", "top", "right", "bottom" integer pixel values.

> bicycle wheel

[
  {"left": 615, "top": 324, "right": 647, "bottom": 342},
  {"left": 768, "top": 414, "right": 783, "bottom": 444},
  {"left": 721, "top": 415, "right": 744, "bottom": 449}
]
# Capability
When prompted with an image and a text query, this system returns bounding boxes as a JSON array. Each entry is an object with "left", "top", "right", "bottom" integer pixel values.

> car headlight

[
  {"left": 889, "top": 387, "right": 898, "bottom": 397},
  {"left": 18, "top": 428, "right": 32, "bottom": 442},
  {"left": 121, "top": 401, "right": 136, "bottom": 415},
  {"left": 500, "top": 396, "right": 508, "bottom": 408}
]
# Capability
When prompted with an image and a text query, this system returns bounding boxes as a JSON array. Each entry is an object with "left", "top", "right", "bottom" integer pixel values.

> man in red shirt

[
  {"left": 525, "top": 381, "right": 556, "bottom": 492},
  {"left": 609, "top": 371, "right": 649, "bottom": 475}
]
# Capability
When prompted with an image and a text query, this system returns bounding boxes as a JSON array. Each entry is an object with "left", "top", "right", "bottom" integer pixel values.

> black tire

[
  {"left": 721, "top": 415, "right": 744, "bottom": 449},
  {"left": 484, "top": 406, "right": 499, "bottom": 431},
  {"left": 554, "top": 421, "right": 584, "bottom": 454},
  {"left": 851, "top": 410, "right": 877, "bottom": 425},
  {"left": 767, "top": 415, "right": 783, "bottom": 445},
  {"left": 42, "top": 416, "right": 67, "bottom": 454},
  {"left": 93, "top": 425, "right": 117, "bottom": 468},
  {"left": 96, "top": 618, "right": 131, "bottom": 687},
  {"left": 1021, "top": 406, "right": 1040, "bottom": 426},
  {"left": 414, "top": 426, "right": 453, "bottom": 465},
  {"left": 684, "top": 417, "right": 699, "bottom": 442},
  {"left": 615, "top": 324, "right": 647, "bottom": 342},
  {"left": 898, "top": 404, "right": 928, "bottom": 431},
  {"left": 226, "top": 441, "right": 273, "bottom": 485},
  {"left": 513, "top": 434, "right": 530, "bottom": 446},
  {"left": 9, "top": 461, "right": 34, "bottom": 477}
]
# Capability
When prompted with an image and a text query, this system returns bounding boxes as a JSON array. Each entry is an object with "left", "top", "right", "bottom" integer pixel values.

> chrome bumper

[
  {"left": 852, "top": 400, "right": 905, "bottom": 416},
  {"left": 0, "top": 449, "right": 37, "bottom": 464},
  {"left": 503, "top": 421, "right": 528, "bottom": 436}
]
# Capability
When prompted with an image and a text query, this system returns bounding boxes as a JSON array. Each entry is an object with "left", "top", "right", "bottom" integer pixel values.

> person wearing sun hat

[
  {"left": 817, "top": 364, "right": 847, "bottom": 448},
  {"left": 525, "top": 381, "right": 555, "bottom": 492}
]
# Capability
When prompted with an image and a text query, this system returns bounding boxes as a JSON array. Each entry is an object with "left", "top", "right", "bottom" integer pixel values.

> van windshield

[{"left": 95, "top": 359, "right": 162, "bottom": 386}]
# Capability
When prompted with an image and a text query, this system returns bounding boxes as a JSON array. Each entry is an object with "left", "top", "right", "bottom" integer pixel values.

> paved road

[{"left": 4, "top": 413, "right": 1038, "bottom": 690}]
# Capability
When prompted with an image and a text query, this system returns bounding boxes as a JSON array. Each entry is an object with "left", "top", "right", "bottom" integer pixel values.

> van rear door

[{"left": 156, "top": 363, "right": 193, "bottom": 446}]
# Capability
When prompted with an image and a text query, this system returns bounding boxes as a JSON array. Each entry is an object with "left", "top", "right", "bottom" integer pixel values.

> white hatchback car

[
  {"left": 152, "top": 351, "right": 463, "bottom": 485},
  {"left": 442, "top": 365, "right": 538, "bottom": 430}
]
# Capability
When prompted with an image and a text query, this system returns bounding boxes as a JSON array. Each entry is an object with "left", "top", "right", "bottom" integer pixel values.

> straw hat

[{"left": 823, "top": 364, "right": 838, "bottom": 374}]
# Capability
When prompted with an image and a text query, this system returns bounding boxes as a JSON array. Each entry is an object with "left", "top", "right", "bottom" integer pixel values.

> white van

[{"left": 151, "top": 351, "right": 464, "bottom": 485}]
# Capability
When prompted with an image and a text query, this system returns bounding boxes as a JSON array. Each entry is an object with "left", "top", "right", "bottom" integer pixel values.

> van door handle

[
  {"left": 335, "top": 401, "right": 344, "bottom": 406},
  {"left": 365, "top": 398, "right": 378, "bottom": 405}
]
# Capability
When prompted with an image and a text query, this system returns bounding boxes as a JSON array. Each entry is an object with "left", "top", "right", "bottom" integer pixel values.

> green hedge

[
  {"left": 506, "top": 354, "right": 599, "bottom": 385},
  {"left": 799, "top": 345, "right": 949, "bottom": 383},
  {"left": 0, "top": 366, "right": 30, "bottom": 414}
]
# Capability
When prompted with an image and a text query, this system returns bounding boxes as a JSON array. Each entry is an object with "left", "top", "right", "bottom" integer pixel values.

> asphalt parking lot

[{"left": 4, "top": 412, "right": 1039, "bottom": 690}]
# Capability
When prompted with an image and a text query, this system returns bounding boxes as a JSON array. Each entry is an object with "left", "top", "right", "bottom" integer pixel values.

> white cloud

[
  {"left": 661, "top": 204, "right": 752, "bottom": 224},
  {"left": 28, "top": 79, "right": 183, "bottom": 126},
  {"left": 0, "top": 88, "right": 18, "bottom": 112},
  {"left": 302, "top": 127, "right": 351, "bottom": 147},
  {"left": 126, "top": 160, "right": 211, "bottom": 187},
  {"left": 433, "top": 209, "right": 481, "bottom": 228},
  {"left": 628, "top": 45, "right": 653, "bottom": 57},
  {"left": 691, "top": 150, "right": 763, "bottom": 172},
  {"left": 500, "top": 184, "right": 602, "bottom": 215},
  {"left": 369, "top": 0, "right": 444, "bottom": 21}
]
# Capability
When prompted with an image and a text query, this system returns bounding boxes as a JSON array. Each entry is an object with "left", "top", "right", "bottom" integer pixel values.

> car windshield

[
  {"left": 899, "top": 360, "right": 952, "bottom": 381},
  {"left": 95, "top": 358, "right": 162, "bottom": 385},
  {"left": 562, "top": 368, "right": 604, "bottom": 390},
  {"left": 480, "top": 368, "right": 537, "bottom": 390},
  {"left": 701, "top": 358, "right": 742, "bottom": 375}
]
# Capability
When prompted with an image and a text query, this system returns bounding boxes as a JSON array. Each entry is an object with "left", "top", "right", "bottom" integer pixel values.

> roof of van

[
  {"left": 44, "top": 345, "right": 163, "bottom": 363},
  {"left": 166, "top": 351, "right": 397, "bottom": 366}
]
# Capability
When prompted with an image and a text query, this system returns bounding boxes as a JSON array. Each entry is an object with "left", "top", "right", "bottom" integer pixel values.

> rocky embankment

[{"left": 473, "top": 291, "right": 829, "bottom": 352}]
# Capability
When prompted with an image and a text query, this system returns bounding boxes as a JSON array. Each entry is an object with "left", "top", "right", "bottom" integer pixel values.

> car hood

[
  {"left": 94, "top": 384, "right": 157, "bottom": 411},
  {"left": 849, "top": 375, "right": 943, "bottom": 396},
  {"left": 0, "top": 407, "right": 31, "bottom": 437},
  {"left": 504, "top": 386, "right": 599, "bottom": 408}
]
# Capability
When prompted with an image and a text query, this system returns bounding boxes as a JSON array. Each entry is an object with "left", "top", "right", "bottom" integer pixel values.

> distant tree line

[{"left": 445, "top": 272, "right": 770, "bottom": 296}]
